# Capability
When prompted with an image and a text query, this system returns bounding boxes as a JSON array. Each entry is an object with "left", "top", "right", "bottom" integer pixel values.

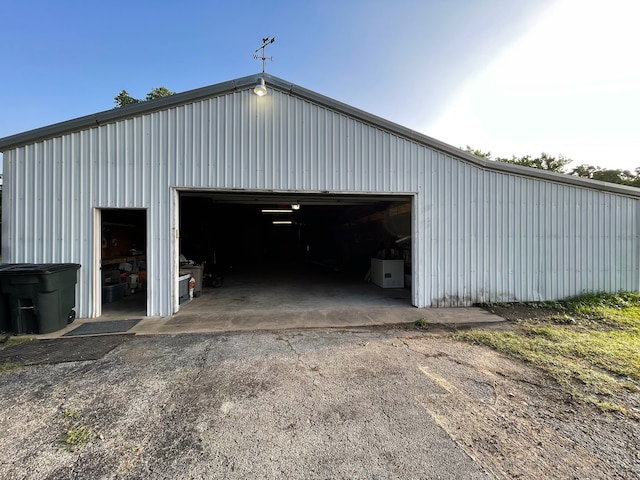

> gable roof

[{"left": 1, "top": 72, "right": 639, "bottom": 198}]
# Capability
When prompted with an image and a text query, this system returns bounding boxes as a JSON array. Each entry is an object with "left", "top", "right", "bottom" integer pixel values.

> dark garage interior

[
  {"left": 178, "top": 192, "right": 413, "bottom": 304},
  {"left": 100, "top": 193, "right": 413, "bottom": 318}
]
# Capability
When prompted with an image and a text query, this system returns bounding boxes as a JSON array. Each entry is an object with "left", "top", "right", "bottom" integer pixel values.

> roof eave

[
  {"left": 0, "top": 74, "right": 260, "bottom": 151},
  {"left": 1, "top": 73, "right": 639, "bottom": 198}
]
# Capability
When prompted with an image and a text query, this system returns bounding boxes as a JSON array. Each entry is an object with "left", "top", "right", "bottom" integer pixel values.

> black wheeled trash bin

[
  {"left": 0, "top": 263, "right": 81, "bottom": 335},
  {"left": 0, "top": 293, "right": 11, "bottom": 333}
]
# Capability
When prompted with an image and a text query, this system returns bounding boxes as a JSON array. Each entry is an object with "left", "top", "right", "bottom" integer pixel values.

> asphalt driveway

[
  {"left": 1, "top": 324, "right": 636, "bottom": 479},
  {"left": 0, "top": 327, "right": 492, "bottom": 480}
]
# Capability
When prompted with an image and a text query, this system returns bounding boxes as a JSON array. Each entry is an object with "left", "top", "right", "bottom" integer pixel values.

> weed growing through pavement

[
  {"left": 64, "top": 425, "right": 95, "bottom": 450},
  {"left": 414, "top": 318, "right": 429, "bottom": 328},
  {"left": 59, "top": 408, "right": 95, "bottom": 451}
]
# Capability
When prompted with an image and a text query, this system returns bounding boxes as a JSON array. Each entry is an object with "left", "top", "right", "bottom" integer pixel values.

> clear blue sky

[{"left": 1, "top": 0, "right": 638, "bottom": 171}]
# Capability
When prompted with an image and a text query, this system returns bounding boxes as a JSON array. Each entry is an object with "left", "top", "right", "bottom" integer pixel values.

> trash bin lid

[{"left": 0, "top": 263, "right": 81, "bottom": 275}]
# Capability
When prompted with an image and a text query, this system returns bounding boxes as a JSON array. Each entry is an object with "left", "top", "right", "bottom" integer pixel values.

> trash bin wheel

[{"left": 67, "top": 310, "right": 76, "bottom": 324}]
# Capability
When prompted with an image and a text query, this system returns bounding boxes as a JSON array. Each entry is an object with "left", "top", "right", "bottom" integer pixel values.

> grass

[
  {"left": 0, "top": 362, "right": 22, "bottom": 374},
  {"left": 59, "top": 408, "right": 95, "bottom": 451},
  {"left": 0, "top": 335, "right": 32, "bottom": 374},
  {"left": 0, "top": 335, "right": 33, "bottom": 349},
  {"left": 414, "top": 318, "right": 429, "bottom": 328},
  {"left": 455, "top": 291, "right": 640, "bottom": 418},
  {"left": 63, "top": 425, "right": 95, "bottom": 451}
]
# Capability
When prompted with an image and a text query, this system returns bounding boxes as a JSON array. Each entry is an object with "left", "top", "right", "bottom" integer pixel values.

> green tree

[
  {"left": 463, "top": 147, "right": 571, "bottom": 173},
  {"left": 495, "top": 152, "right": 571, "bottom": 173},
  {"left": 569, "top": 163, "right": 599, "bottom": 178},
  {"left": 464, "top": 146, "right": 492, "bottom": 159},
  {"left": 114, "top": 90, "right": 141, "bottom": 108},
  {"left": 592, "top": 169, "right": 635, "bottom": 185},
  {"left": 466, "top": 146, "right": 640, "bottom": 188},
  {"left": 145, "top": 87, "right": 175, "bottom": 101},
  {"left": 114, "top": 87, "right": 175, "bottom": 108},
  {"left": 571, "top": 164, "right": 640, "bottom": 187}
]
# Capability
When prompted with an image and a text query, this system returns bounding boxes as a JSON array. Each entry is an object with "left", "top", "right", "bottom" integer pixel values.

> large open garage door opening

[{"left": 177, "top": 192, "right": 414, "bottom": 314}]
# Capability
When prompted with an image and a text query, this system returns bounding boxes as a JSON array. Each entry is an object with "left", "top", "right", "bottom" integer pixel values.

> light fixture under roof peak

[{"left": 254, "top": 78, "right": 267, "bottom": 97}]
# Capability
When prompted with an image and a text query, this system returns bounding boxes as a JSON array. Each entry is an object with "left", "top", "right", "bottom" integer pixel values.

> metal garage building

[{"left": 0, "top": 72, "right": 638, "bottom": 319}]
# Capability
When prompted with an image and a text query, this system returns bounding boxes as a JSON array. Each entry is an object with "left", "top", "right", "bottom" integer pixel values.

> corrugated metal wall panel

[
  {"left": 419, "top": 153, "right": 639, "bottom": 306},
  {"left": 156, "top": 91, "right": 427, "bottom": 195},
  {"left": 2, "top": 84, "right": 639, "bottom": 317}
]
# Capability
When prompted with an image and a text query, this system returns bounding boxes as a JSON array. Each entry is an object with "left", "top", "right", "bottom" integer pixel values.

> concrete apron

[
  {"left": 40, "top": 306, "right": 502, "bottom": 339},
  {"left": 133, "top": 306, "right": 503, "bottom": 336},
  {"left": 40, "top": 272, "right": 506, "bottom": 338}
]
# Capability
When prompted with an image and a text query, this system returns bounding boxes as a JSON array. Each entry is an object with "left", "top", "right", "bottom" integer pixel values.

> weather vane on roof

[{"left": 254, "top": 37, "right": 275, "bottom": 73}]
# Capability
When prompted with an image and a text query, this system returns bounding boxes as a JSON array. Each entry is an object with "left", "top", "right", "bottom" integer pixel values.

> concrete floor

[{"left": 46, "top": 266, "right": 504, "bottom": 338}]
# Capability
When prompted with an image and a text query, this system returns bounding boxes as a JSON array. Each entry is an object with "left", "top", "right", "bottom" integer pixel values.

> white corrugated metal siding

[
  {"left": 418, "top": 152, "right": 638, "bottom": 306},
  {"left": 2, "top": 82, "right": 638, "bottom": 317}
]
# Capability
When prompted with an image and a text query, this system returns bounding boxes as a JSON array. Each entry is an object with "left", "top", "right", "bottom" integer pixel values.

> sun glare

[{"left": 425, "top": 0, "right": 640, "bottom": 170}]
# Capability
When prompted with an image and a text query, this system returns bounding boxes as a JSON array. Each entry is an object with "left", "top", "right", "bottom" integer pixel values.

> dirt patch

[
  {"left": 479, "top": 302, "right": 566, "bottom": 322},
  {"left": 436, "top": 302, "right": 640, "bottom": 479},
  {"left": 405, "top": 335, "right": 639, "bottom": 479}
]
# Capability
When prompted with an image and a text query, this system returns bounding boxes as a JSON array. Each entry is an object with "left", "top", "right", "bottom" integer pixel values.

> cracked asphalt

[
  {"left": 13, "top": 319, "right": 639, "bottom": 480},
  {"left": 0, "top": 326, "right": 498, "bottom": 479}
]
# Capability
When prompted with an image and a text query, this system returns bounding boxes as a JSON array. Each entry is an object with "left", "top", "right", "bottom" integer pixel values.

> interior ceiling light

[
  {"left": 253, "top": 78, "right": 267, "bottom": 97},
  {"left": 273, "top": 220, "right": 293, "bottom": 225},
  {"left": 291, "top": 202, "right": 301, "bottom": 210},
  {"left": 262, "top": 208, "right": 293, "bottom": 214}
]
